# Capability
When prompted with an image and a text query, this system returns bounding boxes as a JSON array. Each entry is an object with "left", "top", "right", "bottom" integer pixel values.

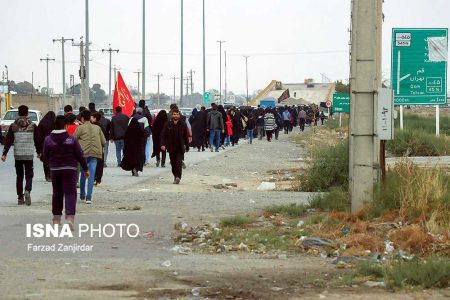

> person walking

[
  {"left": 161, "top": 109, "right": 190, "bottom": 184},
  {"left": 91, "top": 112, "right": 106, "bottom": 186},
  {"left": 246, "top": 114, "right": 256, "bottom": 144},
  {"left": 139, "top": 100, "right": 153, "bottom": 165},
  {"left": 98, "top": 111, "right": 111, "bottom": 167},
  {"left": 206, "top": 103, "right": 224, "bottom": 152},
  {"left": 282, "top": 106, "right": 291, "bottom": 134},
  {"left": 74, "top": 110, "right": 106, "bottom": 204},
  {"left": 264, "top": 108, "right": 276, "bottom": 142},
  {"left": 189, "top": 106, "right": 207, "bottom": 152},
  {"left": 1, "top": 105, "right": 39, "bottom": 205},
  {"left": 36, "top": 111, "right": 56, "bottom": 182},
  {"left": 151, "top": 110, "right": 168, "bottom": 167},
  {"left": 121, "top": 107, "right": 150, "bottom": 176},
  {"left": 299, "top": 107, "right": 307, "bottom": 132},
  {"left": 110, "top": 106, "right": 129, "bottom": 167},
  {"left": 224, "top": 113, "right": 233, "bottom": 147},
  {"left": 320, "top": 111, "right": 326, "bottom": 125},
  {"left": 43, "top": 116, "right": 89, "bottom": 229},
  {"left": 256, "top": 112, "right": 265, "bottom": 140}
]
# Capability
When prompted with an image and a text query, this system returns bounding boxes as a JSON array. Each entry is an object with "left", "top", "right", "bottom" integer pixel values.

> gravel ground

[{"left": 1, "top": 129, "right": 447, "bottom": 299}]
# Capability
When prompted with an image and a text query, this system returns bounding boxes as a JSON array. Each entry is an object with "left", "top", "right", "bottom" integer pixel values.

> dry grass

[
  {"left": 388, "top": 225, "right": 434, "bottom": 255},
  {"left": 372, "top": 159, "right": 450, "bottom": 234}
]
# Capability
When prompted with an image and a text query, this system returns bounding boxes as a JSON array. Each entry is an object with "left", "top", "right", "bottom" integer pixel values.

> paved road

[{"left": 0, "top": 142, "right": 235, "bottom": 206}]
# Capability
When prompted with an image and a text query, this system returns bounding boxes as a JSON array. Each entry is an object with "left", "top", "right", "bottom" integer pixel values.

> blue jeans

[
  {"left": 224, "top": 136, "right": 231, "bottom": 146},
  {"left": 246, "top": 129, "right": 254, "bottom": 143},
  {"left": 209, "top": 130, "right": 221, "bottom": 151},
  {"left": 80, "top": 157, "right": 97, "bottom": 201},
  {"left": 145, "top": 137, "right": 152, "bottom": 164},
  {"left": 115, "top": 139, "right": 124, "bottom": 165}
]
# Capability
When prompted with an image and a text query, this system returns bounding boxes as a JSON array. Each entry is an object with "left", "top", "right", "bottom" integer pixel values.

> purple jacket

[{"left": 43, "top": 130, "right": 88, "bottom": 172}]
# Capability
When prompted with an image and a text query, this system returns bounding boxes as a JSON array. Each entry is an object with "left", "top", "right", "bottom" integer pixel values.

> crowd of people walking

[{"left": 0, "top": 101, "right": 326, "bottom": 227}]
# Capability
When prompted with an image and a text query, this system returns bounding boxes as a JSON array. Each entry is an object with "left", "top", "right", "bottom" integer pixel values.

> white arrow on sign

[{"left": 396, "top": 50, "right": 411, "bottom": 95}]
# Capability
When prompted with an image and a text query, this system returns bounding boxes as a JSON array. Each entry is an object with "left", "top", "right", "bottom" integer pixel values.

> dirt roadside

[{"left": 0, "top": 130, "right": 447, "bottom": 299}]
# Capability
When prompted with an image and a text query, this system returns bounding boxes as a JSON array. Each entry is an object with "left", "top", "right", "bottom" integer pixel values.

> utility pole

[
  {"left": 31, "top": 72, "right": 34, "bottom": 98},
  {"left": 134, "top": 70, "right": 142, "bottom": 100},
  {"left": 244, "top": 56, "right": 250, "bottom": 105},
  {"left": 53, "top": 37, "right": 74, "bottom": 103},
  {"left": 40, "top": 55, "right": 55, "bottom": 96},
  {"left": 70, "top": 74, "right": 74, "bottom": 95},
  {"left": 224, "top": 50, "right": 227, "bottom": 103},
  {"left": 102, "top": 44, "right": 119, "bottom": 99},
  {"left": 188, "top": 69, "right": 195, "bottom": 95},
  {"left": 154, "top": 73, "right": 163, "bottom": 108},
  {"left": 85, "top": 0, "right": 90, "bottom": 97},
  {"left": 202, "top": 0, "right": 206, "bottom": 98},
  {"left": 180, "top": 0, "right": 184, "bottom": 107},
  {"left": 349, "top": 0, "right": 383, "bottom": 213},
  {"left": 171, "top": 75, "right": 178, "bottom": 104},
  {"left": 72, "top": 37, "right": 88, "bottom": 107},
  {"left": 185, "top": 78, "right": 189, "bottom": 100},
  {"left": 216, "top": 40, "right": 225, "bottom": 104},
  {"left": 142, "top": 0, "right": 146, "bottom": 99}
]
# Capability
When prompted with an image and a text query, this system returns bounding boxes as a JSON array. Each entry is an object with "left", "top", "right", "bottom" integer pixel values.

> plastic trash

[
  {"left": 191, "top": 287, "right": 200, "bottom": 297},
  {"left": 161, "top": 260, "right": 171, "bottom": 267},
  {"left": 302, "top": 237, "right": 334, "bottom": 248},
  {"left": 384, "top": 240, "right": 394, "bottom": 254},
  {"left": 297, "top": 220, "right": 305, "bottom": 227},
  {"left": 277, "top": 253, "right": 287, "bottom": 260},
  {"left": 257, "top": 182, "right": 276, "bottom": 191}
]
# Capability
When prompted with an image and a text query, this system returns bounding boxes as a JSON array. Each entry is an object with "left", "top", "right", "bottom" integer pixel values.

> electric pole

[
  {"left": 216, "top": 40, "right": 225, "bottom": 104},
  {"left": 85, "top": 0, "right": 90, "bottom": 95},
  {"left": 134, "top": 70, "right": 142, "bottom": 100},
  {"left": 224, "top": 50, "right": 227, "bottom": 103},
  {"left": 244, "top": 56, "right": 250, "bottom": 106},
  {"left": 185, "top": 78, "right": 189, "bottom": 100},
  {"left": 171, "top": 76, "right": 178, "bottom": 104},
  {"left": 154, "top": 73, "right": 163, "bottom": 108},
  {"left": 102, "top": 44, "right": 119, "bottom": 100},
  {"left": 40, "top": 55, "right": 55, "bottom": 96},
  {"left": 188, "top": 69, "right": 195, "bottom": 95},
  {"left": 349, "top": 0, "right": 383, "bottom": 213},
  {"left": 72, "top": 37, "right": 88, "bottom": 107},
  {"left": 180, "top": 0, "right": 184, "bottom": 107},
  {"left": 202, "top": 0, "right": 206, "bottom": 98},
  {"left": 142, "top": 0, "right": 146, "bottom": 99},
  {"left": 53, "top": 37, "right": 74, "bottom": 103}
]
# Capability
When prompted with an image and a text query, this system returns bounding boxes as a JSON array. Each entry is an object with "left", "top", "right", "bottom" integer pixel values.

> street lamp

[
  {"left": 216, "top": 40, "right": 225, "bottom": 104},
  {"left": 243, "top": 56, "right": 250, "bottom": 106}
]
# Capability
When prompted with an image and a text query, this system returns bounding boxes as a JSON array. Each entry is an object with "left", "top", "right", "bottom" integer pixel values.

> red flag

[{"left": 113, "top": 71, "right": 135, "bottom": 117}]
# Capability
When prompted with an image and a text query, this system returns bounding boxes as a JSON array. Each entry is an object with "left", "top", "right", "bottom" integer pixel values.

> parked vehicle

[
  {"left": 1, "top": 109, "right": 43, "bottom": 139},
  {"left": 98, "top": 107, "right": 114, "bottom": 119}
]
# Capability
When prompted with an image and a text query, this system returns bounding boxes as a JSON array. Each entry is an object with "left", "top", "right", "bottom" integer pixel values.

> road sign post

[
  {"left": 332, "top": 93, "right": 350, "bottom": 113},
  {"left": 203, "top": 92, "right": 211, "bottom": 104},
  {"left": 391, "top": 28, "right": 448, "bottom": 105}
]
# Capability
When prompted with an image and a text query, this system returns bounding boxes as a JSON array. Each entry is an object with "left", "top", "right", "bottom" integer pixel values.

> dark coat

[
  {"left": 36, "top": 111, "right": 56, "bottom": 154},
  {"left": 190, "top": 110, "right": 207, "bottom": 148},
  {"left": 121, "top": 118, "right": 147, "bottom": 171},
  {"left": 110, "top": 112, "right": 129, "bottom": 140},
  {"left": 161, "top": 120, "right": 189, "bottom": 154},
  {"left": 151, "top": 110, "right": 168, "bottom": 157}
]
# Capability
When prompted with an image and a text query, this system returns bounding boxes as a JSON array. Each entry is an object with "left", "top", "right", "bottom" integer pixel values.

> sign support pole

[
  {"left": 436, "top": 105, "right": 440, "bottom": 136},
  {"left": 399, "top": 106, "right": 404, "bottom": 129},
  {"left": 339, "top": 113, "right": 342, "bottom": 127}
]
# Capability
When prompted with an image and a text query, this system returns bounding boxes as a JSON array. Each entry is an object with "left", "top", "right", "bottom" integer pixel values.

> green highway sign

[
  {"left": 391, "top": 28, "right": 448, "bottom": 105},
  {"left": 203, "top": 92, "right": 211, "bottom": 104},
  {"left": 332, "top": 93, "right": 350, "bottom": 113}
]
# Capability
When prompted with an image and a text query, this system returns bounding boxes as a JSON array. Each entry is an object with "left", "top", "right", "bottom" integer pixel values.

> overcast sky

[{"left": 1, "top": 0, "right": 449, "bottom": 97}]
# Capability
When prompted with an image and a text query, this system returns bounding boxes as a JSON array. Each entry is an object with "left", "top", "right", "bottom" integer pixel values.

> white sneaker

[{"left": 85, "top": 199, "right": 92, "bottom": 204}]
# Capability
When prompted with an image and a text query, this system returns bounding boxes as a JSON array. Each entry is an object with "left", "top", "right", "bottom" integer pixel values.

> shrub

[
  {"left": 386, "top": 256, "right": 450, "bottom": 289},
  {"left": 387, "top": 128, "right": 449, "bottom": 156},
  {"left": 220, "top": 215, "right": 254, "bottom": 227},
  {"left": 296, "top": 141, "right": 349, "bottom": 192},
  {"left": 371, "top": 159, "right": 450, "bottom": 233},
  {"left": 308, "top": 188, "right": 351, "bottom": 213},
  {"left": 264, "top": 203, "right": 307, "bottom": 217}
]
